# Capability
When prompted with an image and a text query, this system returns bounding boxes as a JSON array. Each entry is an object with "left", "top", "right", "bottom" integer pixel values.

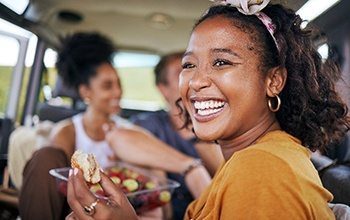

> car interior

[{"left": 0, "top": 0, "right": 350, "bottom": 219}]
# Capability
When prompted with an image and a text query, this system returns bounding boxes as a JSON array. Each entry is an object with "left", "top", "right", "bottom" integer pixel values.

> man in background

[{"left": 130, "top": 51, "right": 223, "bottom": 220}]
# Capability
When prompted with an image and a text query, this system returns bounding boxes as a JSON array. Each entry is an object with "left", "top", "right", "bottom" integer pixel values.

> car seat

[
  {"left": 311, "top": 153, "right": 350, "bottom": 206},
  {"left": 38, "top": 76, "right": 86, "bottom": 122}
]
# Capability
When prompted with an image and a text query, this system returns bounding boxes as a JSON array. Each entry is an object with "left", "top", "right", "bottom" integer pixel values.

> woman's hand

[{"left": 66, "top": 167, "right": 138, "bottom": 220}]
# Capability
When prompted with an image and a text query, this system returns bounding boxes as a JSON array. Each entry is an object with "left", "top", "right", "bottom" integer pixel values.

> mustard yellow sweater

[{"left": 185, "top": 131, "right": 335, "bottom": 220}]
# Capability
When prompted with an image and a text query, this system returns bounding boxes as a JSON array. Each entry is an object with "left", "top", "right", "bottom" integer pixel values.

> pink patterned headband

[{"left": 210, "top": 0, "right": 280, "bottom": 51}]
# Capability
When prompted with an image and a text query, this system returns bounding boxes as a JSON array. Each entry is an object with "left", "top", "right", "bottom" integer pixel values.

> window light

[
  {"left": 296, "top": 0, "right": 341, "bottom": 23},
  {"left": 1, "top": 0, "right": 29, "bottom": 15},
  {"left": 317, "top": 43, "right": 329, "bottom": 62}
]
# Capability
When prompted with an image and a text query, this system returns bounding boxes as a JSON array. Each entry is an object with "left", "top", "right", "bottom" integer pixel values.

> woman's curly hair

[
  {"left": 55, "top": 32, "right": 116, "bottom": 90},
  {"left": 178, "top": 4, "right": 350, "bottom": 151}
]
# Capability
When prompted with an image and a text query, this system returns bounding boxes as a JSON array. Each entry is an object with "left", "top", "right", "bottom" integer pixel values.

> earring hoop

[
  {"left": 84, "top": 97, "right": 90, "bottom": 105},
  {"left": 268, "top": 93, "right": 281, "bottom": 112}
]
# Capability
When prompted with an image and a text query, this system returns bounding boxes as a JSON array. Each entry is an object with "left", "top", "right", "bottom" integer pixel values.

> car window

[
  {"left": 0, "top": 35, "right": 19, "bottom": 116},
  {"left": 0, "top": 18, "right": 36, "bottom": 124},
  {"left": 115, "top": 52, "right": 165, "bottom": 111}
]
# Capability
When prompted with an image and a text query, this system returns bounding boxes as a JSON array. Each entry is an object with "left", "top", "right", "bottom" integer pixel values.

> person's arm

[
  {"left": 194, "top": 141, "right": 224, "bottom": 177},
  {"left": 105, "top": 126, "right": 212, "bottom": 198}
]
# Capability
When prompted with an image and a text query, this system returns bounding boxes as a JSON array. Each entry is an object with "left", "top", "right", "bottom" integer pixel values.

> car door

[{"left": 0, "top": 19, "right": 31, "bottom": 183}]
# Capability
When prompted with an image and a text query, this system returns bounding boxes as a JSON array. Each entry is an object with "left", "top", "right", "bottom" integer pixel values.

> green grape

[
  {"left": 110, "top": 176, "right": 121, "bottom": 184},
  {"left": 159, "top": 190, "right": 171, "bottom": 203},
  {"left": 122, "top": 179, "right": 139, "bottom": 192},
  {"left": 145, "top": 181, "right": 156, "bottom": 189}
]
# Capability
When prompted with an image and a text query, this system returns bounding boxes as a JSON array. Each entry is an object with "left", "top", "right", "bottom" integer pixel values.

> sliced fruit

[
  {"left": 110, "top": 176, "right": 121, "bottom": 184},
  {"left": 159, "top": 190, "right": 171, "bottom": 203},
  {"left": 145, "top": 181, "right": 156, "bottom": 189},
  {"left": 122, "top": 179, "right": 139, "bottom": 192},
  {"left": 90, "top": 184, "right": 105, "bottom": 196}
]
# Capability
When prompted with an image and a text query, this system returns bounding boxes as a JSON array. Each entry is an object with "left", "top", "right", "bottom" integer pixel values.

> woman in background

[{"left": 19, "top": 32, "right": 130, "bottom": 220}]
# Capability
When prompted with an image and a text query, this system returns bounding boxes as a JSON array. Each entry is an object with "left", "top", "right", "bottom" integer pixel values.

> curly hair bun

[{"left": 56, "top": 32, "right": 116, "bottom": 90}]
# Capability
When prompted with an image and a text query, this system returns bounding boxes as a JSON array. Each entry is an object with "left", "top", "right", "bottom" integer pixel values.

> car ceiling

[{"left": 13, "top": 0, "right": 350, "bottom": 54}]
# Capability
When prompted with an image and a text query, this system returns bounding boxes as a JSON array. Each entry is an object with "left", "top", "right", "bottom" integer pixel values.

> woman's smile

[{"left": 193, "top": 99, "right": 227, "bottom": 121}]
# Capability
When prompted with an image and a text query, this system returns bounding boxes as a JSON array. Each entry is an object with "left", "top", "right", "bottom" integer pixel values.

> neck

[
  {"left": 83, "top": 108, "right": 111, "bottom": 127},
  {"left": 219, "top": 117, "right": 280, "bottom": 161},
  {"left": 82, "top": 108, "right": 112, "bottom": 141}
]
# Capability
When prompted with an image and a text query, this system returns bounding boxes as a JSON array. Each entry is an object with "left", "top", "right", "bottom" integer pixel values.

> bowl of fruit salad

[{"left": 49, "top": 162, "right": 180, "bottom": 214}]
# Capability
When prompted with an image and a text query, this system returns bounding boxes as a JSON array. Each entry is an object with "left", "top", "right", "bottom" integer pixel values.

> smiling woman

[
  {"left": 18, "top": 31, "right": 137, "bottom": 220},
  {"left": 64, "top": 1, "right": 350, "bottom": 219},
  {"left": 179, "top": 2, "right": 350, "bottom": 219},
  {"left": 1, "top": 0, "right": 350, "bottom": 219}
]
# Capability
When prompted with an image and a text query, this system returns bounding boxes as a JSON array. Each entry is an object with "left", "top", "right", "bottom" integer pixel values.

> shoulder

[
  {"left": 214, "top": 149, "right": 299, "bottom": 203},
  {"left": 221, "top": 132, "right": 311, "bottom": 185},
  {"left": 52, "top": 118, "right": 74, "bottom": 134},
  {"left": 50, "top": 119, "right": 75, "bottom": 144},
  {"left": 209, "top": 132, "right": 332, "bottom": 219},
  {"left": 224, "top": 147, "right": 295, "bottom": 179},
  {"left": 46, "top": 119, "right": 76, "bottom": 158},
  {"left": 71, "top": 113, "right": 82, "bottom": 123}
]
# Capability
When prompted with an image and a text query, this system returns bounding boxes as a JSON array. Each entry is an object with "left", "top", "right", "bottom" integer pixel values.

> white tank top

[{"left": 72, "top": 113, "right": 133, "bottom": 168}]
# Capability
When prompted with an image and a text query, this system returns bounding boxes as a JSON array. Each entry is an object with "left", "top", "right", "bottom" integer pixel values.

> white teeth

[
  {"left": 198, "top": 108, "right": 221, "bottom": 116},
  {"left": 194, "top": 100, "right": 224, "bottom": 109},
  {"left": 194, "top": 100, "right": 225, "bottom": 116}
]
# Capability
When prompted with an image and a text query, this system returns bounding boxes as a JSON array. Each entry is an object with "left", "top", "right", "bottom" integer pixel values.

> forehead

[{"left": 187, "top": 16, "right": 255, "bottom": 55}]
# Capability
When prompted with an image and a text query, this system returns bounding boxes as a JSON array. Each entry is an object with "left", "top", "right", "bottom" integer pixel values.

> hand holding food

[
  {"left": 66, "top": 164, "right": 138, "bottom": 220},
  {"left": 52, "top": 150, "right": 179, "bottom": 219}
]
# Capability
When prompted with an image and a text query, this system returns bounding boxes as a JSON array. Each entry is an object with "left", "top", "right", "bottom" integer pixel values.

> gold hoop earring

[
  {"left": 268, "top": 93, "right": 281, "bottom": 112},
  {"left": 84, "top": 97, "right": 90, "bottom": 105}
]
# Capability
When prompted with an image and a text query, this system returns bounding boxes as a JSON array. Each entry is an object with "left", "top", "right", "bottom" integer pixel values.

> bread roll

[{"left": 71, "top": 150, "right": 101, "bottom": 184}]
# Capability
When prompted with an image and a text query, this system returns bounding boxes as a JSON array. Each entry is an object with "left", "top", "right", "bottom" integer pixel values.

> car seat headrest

[{"left": 52, "top": 76, "right": 81, "bottom": 100}]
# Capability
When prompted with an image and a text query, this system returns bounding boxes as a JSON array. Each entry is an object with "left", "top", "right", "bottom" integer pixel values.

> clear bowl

[{"left": 49, "top": 162, "right": 180, "bottom": 214}]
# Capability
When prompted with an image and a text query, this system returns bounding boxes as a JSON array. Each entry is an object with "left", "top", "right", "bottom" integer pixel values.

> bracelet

[{"left": 181, "top": 159, "right": 203, "bottom": 177}]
